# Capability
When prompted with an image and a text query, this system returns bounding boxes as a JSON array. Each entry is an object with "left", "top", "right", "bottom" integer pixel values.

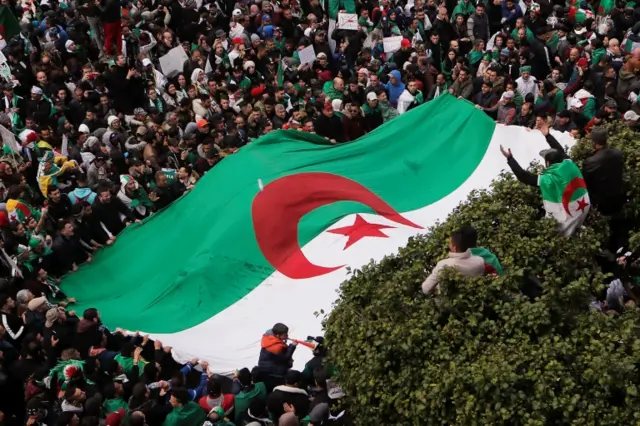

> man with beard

[
  {"left": 397, "top": 80, "right": 425, "bottom": 114},
  {"left": 152, "top": 171, "right": 181, "bottom": 210},
  {"left": 51, "top": 220, "right": 91, "bottom": 276},
  {"left": 92, "top": 184, "right": 137, "bottom": 236},
  {"left": 25, "top": 87, "right": 51, "bottom": 126}
]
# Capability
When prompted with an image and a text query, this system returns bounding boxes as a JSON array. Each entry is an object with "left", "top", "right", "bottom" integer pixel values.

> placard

[
  {"left": 337, "top": 12, "right": 358, "bottom": 30},
  {"left": 159, "top": 46, "right": 189, "bottom": 78},
  {"left": 0, "top": 124, "right": 22, "bottom": 154},
  {"left": 383, "top": 35, "right": 403, "bottom": 53},
  {"left": 298, "top": 44, "right": 316, "bottom": 65}
]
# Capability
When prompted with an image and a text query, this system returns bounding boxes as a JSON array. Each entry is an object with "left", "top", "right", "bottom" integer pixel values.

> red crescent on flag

[
  {"left": 561, "top": 177, "right": 587, "bottom": 216},
  {"left": 252, "top": 172, "right": 423, "bottom": 279}
]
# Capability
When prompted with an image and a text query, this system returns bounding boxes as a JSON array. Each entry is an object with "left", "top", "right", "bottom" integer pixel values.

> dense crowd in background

[{"left": 0, "top": 0, "right": 637, "bottom": 422}]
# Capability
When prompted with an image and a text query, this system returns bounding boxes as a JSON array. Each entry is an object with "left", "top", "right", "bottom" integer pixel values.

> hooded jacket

[
  {"left": 257, "top": 329, "right": 296, "bottom": 377},
  {"left": 384, "top": 70, "right": 405, "bottom": 107},
  {"left": 67, "top": 187, "right": 97, "bottom": 205}
]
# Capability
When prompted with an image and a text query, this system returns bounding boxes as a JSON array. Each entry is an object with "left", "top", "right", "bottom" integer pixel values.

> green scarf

[
  {"left": 468, "top": 49, "right": 484, "bottom": 65},
  {"left": 103, "top": 397, "right": 128, "bottom": 414},
  {"left": 114, "top": 354, "right": 147, "bottom": 376},
  {"left": 591, "top": 47, "right": 605, "bottom": 65},
  {"left": 154, "top": 97, "right": 164, "bottom": 113},
  {"left": 451, "top": 0, "right": 475, "bottom": 19}
]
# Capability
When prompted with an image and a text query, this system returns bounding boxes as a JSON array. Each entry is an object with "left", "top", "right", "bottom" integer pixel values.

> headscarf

[
  {"left": 190, "top": 68, "right": 209, "bottom": 95},
  {"left": 117, "top": 174, "right": 152, "bottom": 216},
  {"left": 107, "top": 115, "right": 119, "bottom": 128},
  {"left": 65, "top": 39, "right": 76, "bottom": 53}
]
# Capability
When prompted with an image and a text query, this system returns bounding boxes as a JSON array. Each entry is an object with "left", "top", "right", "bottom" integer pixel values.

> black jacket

[
  {"left": 51, "top": 234, "right": 90, "bottom": 276},
  {"left": 582, "top": 147, "right": 624, "bottom": 215},
  {"left": 363, "top": 108, "right": 383, "bottom": 132},
  {"left": 0, "top": 311, "right": 25, "bottom": 347},
  {"left": 315, "top": 114, "right": 345, "bottom": 142},
  {"left": 506, "top": 134, "right": 568, "bottom": 187},
  {"left": 266, "top": 385, "right": 310, "bottom": 420},
  {"left": 92, "top": 197, "right": 135, "bottom": 236}
]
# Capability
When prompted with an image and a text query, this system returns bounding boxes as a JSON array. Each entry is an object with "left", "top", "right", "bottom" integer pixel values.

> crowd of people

[{"left": 0, "top": 0, "right": 637, "bottom": 422}]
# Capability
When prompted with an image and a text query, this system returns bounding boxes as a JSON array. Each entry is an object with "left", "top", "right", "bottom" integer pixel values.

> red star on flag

[
  {"left": 327, "top": 214, "right": 395, "bottom": 249},
  {"left": 576, "top": 197, "right": 589, "bottom": 212}
]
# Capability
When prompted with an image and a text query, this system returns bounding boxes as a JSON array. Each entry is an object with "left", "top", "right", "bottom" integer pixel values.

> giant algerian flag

[
  {"left": 539, "top": 159, "right": 590, "bottom": 237},
  {"left": 61, "top": 95, "right": 574, "bottom": 373}
]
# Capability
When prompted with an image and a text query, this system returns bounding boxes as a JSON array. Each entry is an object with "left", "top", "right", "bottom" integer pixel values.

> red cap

[
  {"left": 250, "top": 84, "right": 266, "bottom": 98},
  {"left": 197, "top": 119, "right": 209, "bottom": 128},
  {"left": 323, "top": 102, "right": 333, "bottom": 111},
  {"left": 577, "top": 57, "right": 588, "bottom": 68},
  {"left": 106, "top": 409, "right": 126, "bottom": 426},
  {"left": 232, "top": 37, "right": 244, "bottom": 45},
  {"left": 401, "top": 38, "right": 411, "bottom": 48}
]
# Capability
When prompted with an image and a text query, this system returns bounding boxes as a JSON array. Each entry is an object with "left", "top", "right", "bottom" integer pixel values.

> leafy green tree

[{"left": 324, "top": 126, "right": 640, "bottom": 425}]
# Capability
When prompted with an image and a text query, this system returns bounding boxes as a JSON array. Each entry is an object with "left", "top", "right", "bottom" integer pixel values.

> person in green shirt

[
  {"left": 205, "top": 406, "right": 235, "bottom": 426},
  {"left": 103, "top": 381, "right": 129, "bottom": 414},
  {"left": 506, "top": 81, "right": 523, "bottom": 106},
  {"left": 322, "top": 77, "right": 345, "bottom": 102},
  {"left": 163, "top": 388, "right": 206, "bottom": 426},
  {"left": 451, "top": 0, "right": 475, "bottom": 21},
  {"left": 234, "top": 368, "right": 268, "bottom": 425},
  {"left": 535, "top": 80, "right": 566, "bottom": 114}
]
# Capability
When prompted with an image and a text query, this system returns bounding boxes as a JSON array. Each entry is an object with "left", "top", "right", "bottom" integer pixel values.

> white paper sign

[
  {"left": 337, "top": 12, "right": 358, "bottom": 30},
  {"left": 298, "top": 44, "right": 316, "bottom": 65},
  {"left": 363, "top": 33, "right": 374, "bottom": 49},
  {"left": 61, "top": 134, "right": 68, "bottom": 157},
  {"left": 383, "top": 36, "right": 403, "bottom": 53},
  {"left": 0, "top": 124, "right": 22, "bottom": 154},
  {"left": 159, "top": 46, "right": 189, "bottom": 78}
]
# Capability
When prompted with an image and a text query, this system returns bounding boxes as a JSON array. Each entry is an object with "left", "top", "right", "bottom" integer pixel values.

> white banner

[
  {"left": 383, "top": 35, "right": 403, "bottom": 53},
  {"left": 0, "top": 124, "right": 22, "bottom": 154},
  {"left": 337, "top": 12, "right": 358, "bottom": 30},
  {"left": 159, "top": 46, "right": 189, "bottom": 78},
  {"left": 298, "top": 45, "right": 316, "bottom": 65}
]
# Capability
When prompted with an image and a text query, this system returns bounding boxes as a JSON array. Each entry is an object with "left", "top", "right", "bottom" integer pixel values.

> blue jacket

[
  {"left": 385, "top": 70, "right": 405, "bottom": 107},
  {"left": 68, "top": 188, "right": 97, "bottom": 205},
  {"left": 501, "top": 4, "right": 522, "bottom": 26},
  {"left": 169, "top": 363, "right": 207, "bottom": 401}
]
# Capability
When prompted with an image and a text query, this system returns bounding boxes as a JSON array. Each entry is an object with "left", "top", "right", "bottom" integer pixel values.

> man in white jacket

[
  {"left": 396, "top": 80, "right": 425, "bottom": 114},
  {"left": 422, "top": 229, "right": 484, "bottom": 295}
]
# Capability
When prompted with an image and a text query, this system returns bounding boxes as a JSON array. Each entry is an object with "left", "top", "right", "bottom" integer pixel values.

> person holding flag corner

[{"left": 500, "top": 123, "right": 590, "bottom": 237}]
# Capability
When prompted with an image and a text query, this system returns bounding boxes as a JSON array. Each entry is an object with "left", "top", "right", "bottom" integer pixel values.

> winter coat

[
  {"left": 384, "top": 70, "right": 405, "bottom": 107},
  {"left": 266, "top": 385, "right": 310, "bottom": 420},
  {"left": 257, "top": 329, "right": 296, "bottom": 378}
]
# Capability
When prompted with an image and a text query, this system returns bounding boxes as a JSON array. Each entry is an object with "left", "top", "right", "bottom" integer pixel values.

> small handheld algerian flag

[
  {"left": 568, "top": 6, "right": 594, "bottom": 24},
  {"left": 538, "top": 159, "right": 590, "bottom": 236}
]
